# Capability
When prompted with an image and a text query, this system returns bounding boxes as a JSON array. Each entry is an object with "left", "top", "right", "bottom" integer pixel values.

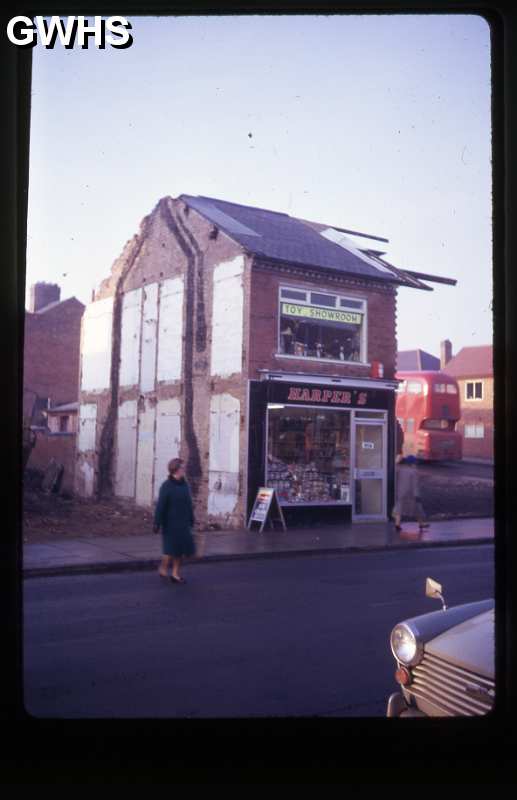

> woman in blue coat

[{"left": 153, "top": 458, "right": 196, "bottom": 583}]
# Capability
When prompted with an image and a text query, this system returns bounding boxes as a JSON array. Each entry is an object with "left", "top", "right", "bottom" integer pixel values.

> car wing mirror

[{"left": 425, "top": 577, "right": 447, "bottom": 611}]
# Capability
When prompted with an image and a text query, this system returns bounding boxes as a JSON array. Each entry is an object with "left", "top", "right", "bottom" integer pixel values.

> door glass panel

[
  {"left": 355, "top": 423, "right": 383, "bottom": 470},
  {"left": 355, "top": 479, "right": 383, "bottom": 516}
]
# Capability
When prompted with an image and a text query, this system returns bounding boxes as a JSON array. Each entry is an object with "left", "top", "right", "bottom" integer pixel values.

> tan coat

[{"left": 393, "top": 463, "right": 425, "bottom": 519}]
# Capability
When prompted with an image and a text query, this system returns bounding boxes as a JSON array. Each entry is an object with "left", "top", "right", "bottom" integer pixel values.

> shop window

[
  {"left": 267, "top": 407, "right": 351, "bottom": 504},
  {"left": 59, "top": 415, "right": 69, "bottom": 433},
  {"left": 464, "top": 423, "right": 485, "bottom": 439},
  {"left": 407, "top": 381, "right": 422, "bottom": 394},
  {"left": 466, "top": 381, "right": 483, "bottom": 401},
  {"left": 279, "top": 287, "right": 366, "bottom": 363}
]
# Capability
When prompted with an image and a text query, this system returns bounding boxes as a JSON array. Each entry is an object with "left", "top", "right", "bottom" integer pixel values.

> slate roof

[
  {"left": 46, "top": 402, "right": 79, "bottom": 413},
  {"left": 33, "top": 296, "right": 85, "bottom": 315},
  {"left": 180, "top": 194, "right": 431, "bottom": 291},
  {"left": 397, "top": 349, "right": 441, "bottom": 371},
  {"left": 443, "top": 346, "right": 493, "bottom": 378}
]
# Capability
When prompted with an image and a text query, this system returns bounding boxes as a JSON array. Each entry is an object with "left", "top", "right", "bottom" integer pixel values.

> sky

[{"left": 26, "top": 14, "right": 492, "bottom": 357}]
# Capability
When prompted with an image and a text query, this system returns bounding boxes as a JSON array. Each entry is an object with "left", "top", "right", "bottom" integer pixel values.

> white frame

[
  {"left": 465, "top": 380, "right": 484, "bottom": 401},
  {"left": 464, "top": 422, "right": 485, "bottom": 439},
  {"left": 277, "top": 285, "right": 368, "bottom": 366},
  {"left": 351, "top": 414, "right": 388, "bottom": 522}
]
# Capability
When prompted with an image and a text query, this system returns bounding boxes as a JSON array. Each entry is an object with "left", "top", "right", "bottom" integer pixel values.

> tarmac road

[{"left": 23, "top": 544, "right": 494, "bottom": 719}]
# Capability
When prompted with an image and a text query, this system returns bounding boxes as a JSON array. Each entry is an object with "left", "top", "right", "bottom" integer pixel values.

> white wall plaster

[
  {"left": 210, "top": 256, "right": 244, "bottom": 377},
  {"left": 157, "top": 278, "right": 184, "bottom": 383},
  {"left": 77, "top": 403, "right": 97, "bottom": 452},
  {"left": 135, "top": 401, "right": 156, "bottom": 507},
  {"left": 153, "top": 397, "right": 182, "bottom": 499},
  {"left": 208, "top": 393, "right": 240, "bottom": 516},
  {"left": 114, "top": 400, "right": 138, "bottom": 498},
  {"left": 140, "top": 283, "right": 159, "bottom": 393},
  {"left": 79, "top": 461, "right": 95, "bottom": 498},
  {"left": 81, "top": 297, "right": 114, "bottom": 392},
  {"left": 119, "top": 288, "right": 142, "bottom": 387}
]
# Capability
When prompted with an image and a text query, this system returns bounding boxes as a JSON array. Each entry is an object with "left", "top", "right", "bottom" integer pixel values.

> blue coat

[{"left": 154, "top": 477, "right": 196, "bottom": 557}]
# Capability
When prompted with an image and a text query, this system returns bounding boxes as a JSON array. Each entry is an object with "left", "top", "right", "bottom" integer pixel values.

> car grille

[{"left": 409, "top": 652, "right": 495, "bottom": 716}]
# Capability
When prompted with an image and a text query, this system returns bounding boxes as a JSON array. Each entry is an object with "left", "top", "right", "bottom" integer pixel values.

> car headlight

[{"left": 390, "top": 623, "right": 423, "bottom": 667}]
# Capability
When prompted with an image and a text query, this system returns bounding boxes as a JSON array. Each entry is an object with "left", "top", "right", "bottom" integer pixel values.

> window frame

[
  {"left": 277, "top": 285, "right": 368, "bottom": 366},
  {"left": 464, "top": 422, "right": 485, "bottom": 439},
  {"left": 465, "top": 380, "right": 484, "bottom": 401}
]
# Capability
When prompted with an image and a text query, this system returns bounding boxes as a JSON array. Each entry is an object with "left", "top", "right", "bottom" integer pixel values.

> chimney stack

[
  {"left": 440, "top": 339, "right": 452, "bottom": 369},
  {"left": 29, "top": 282, "right": 61, "bottom": 313}
]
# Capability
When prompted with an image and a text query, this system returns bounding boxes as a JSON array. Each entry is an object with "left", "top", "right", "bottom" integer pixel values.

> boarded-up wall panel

[
  {"left": 140, "top": 283, "right": 159, "bottom": 393},
  {"left": 81, "top": 298, "right": 113, "bottom": 392},
  {"left": 157, "top": 278, "right": 183, "bottom": 383},
  {"left": 114, "top": 400, "right": 138, "bottom": 498},
  {"left": 119, "top": 288, "right": 142, "bottom": 388},
  {"left": 208, "top": 393, "right": 240, "bottom": 516},
  {"left": 211, "top": 256, "right": 244, "bottom": 378},
  {"left": 153, "top": 398, "right": 182, "bottom": 499},
  {"left": 135, "top": 402, "right": 156, "bottom": 507}
]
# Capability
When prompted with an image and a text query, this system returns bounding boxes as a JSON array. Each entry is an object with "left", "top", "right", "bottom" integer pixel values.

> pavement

[{"left": 23, "top": 516, "right": 494, "bottom": 578}]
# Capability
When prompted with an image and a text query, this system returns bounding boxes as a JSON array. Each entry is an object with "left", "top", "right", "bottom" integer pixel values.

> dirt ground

[{"left": 22, "top": 463, "right": 494, "bottom": 543}]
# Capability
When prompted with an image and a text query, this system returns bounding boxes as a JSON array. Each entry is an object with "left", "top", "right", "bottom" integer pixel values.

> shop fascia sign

[
  {"left": 281, "top": 302, "right": 362, "bottom": 326},
  {"left": 286, "top": 386, "right": 368, "bottom": 406}
]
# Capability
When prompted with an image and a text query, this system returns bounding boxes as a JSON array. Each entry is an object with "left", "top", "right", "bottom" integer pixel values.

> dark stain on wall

[
  {"left": 96, "top": 213, "right": 153, "bottom": 500},
  {"left": 160, "top": 199, "right": 202, "bottom": 497},
  {"left": 175, "top": 209, "right": 208, "bottom": 354}
]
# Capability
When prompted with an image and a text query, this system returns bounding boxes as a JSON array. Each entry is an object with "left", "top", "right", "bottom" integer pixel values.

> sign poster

[{"left": 247, "top": 487, "right": 287, "bottom": 532}]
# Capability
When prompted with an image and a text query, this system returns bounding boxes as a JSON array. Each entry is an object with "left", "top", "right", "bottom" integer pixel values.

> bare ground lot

[{"left": 22, "top": 462, "right": 493, "bottom": 544}]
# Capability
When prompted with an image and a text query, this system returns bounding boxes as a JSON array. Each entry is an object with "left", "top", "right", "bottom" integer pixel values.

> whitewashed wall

[
  {"left": 157, "top": 277, "right": 184, "bottom": 383},
  {"left": 153, "top": 398, "right": 182, "bottom": 499},
  {"left": 207, "top": 393, "right": 240, "bottom": 516},
  {"left": 119, "top": 288, "right": 142, "bottom": 388},
  {"left": 77, "top": 403, "right": 97, "bottom": 452},
  {"left": 210, "top": 256, "right": 244, "bottom": 378},
  {"left": 140, "top": 283, "right": 159, "bottom": 393},
  {"left": 81, "top": 297, "right": 114, "bottom": 392},
  {"left": 135, "top": 401, "right": 156, "bottom": 507},
  {"left": 114, "top": 400, "right": 138, "bottom": 498}
]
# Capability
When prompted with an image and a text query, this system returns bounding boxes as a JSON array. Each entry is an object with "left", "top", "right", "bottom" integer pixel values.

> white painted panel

[
  {"left": 140, "top": 283, "right": 159, "bottom": 393},
  {"left": 208, "top": 393, "right": 240, "bottom": 515},
  {"left": 157, "top": 278, "right": 184, "bottom": 382},
  {"left": 115, "top": 400, "right": 137, "bottom": 498},
  {"left": 135, "top": 402, "right": 156, "bottom": 507},
  {"left": 119, "top": 288, "right": 142, "bottom": 388},
  {"left": 79, "top": 460, "right": 95, "bottom": 498},
  {"left": 153, "top": 397, "right": 182, "bottom": 499},
  {"left": 211, "top": 256, "right": 244, "bottom": 377},
  {"left": 77, "top": 403, "right": 97, "bottom": 452},
  {"left": 81, "top": 297, "right": 113, "bottom": 392}
]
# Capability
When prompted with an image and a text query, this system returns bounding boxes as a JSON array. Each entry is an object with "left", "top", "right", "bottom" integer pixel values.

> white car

[{"left": 387, "top": 578, "right": 495, "bottom": 717}]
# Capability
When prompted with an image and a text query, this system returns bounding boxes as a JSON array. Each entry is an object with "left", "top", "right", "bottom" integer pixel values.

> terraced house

[{"left": 75, "top": 195, "right": 453, "bottom": 529}]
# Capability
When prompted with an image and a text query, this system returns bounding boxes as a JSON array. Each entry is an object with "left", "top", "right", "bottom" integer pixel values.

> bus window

[
  {"left": 407, "top": 381, "right": 422, "bottom": 394},
  {"left": 422, "top": 419, "right": 451, "bottom": 430},
  {"left": 396, "top": 381, "right": 406, "bottom": 393},
  {"left": 446, "top": 384, "right": 458, "bottom": 394},
  {"left": 433, "top": 383, "right": 447, "bottom": 393}
]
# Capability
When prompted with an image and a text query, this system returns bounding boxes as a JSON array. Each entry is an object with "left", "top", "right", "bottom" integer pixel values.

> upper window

[
  {"left": 278, "top": 287, "right": 366, "bottom": 363},
  {"left": 59, "top": 415, "right": 69, "bottom": 433},
  {"left": 407, "top": 381, "right": 423, "bottom": 394},
  {"left": 466, "top": 381, "right": 483, "bottom": 401}
]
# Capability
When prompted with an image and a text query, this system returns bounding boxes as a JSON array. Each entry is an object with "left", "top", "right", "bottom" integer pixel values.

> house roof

[
  {"left": 33, "top": 297, "right": 85, "bottom": 315},
  {"left": 397, "top": 349, "right": 441, "bottom": 371},
  {"left": 45, "top": 402, "right": 79, "bottom": 413},
  {"left": 443, "top": 346, "right": 493, "bottom": 378},
  {"left": 180, "top": 194, "right": 433, "bottom": 291}
]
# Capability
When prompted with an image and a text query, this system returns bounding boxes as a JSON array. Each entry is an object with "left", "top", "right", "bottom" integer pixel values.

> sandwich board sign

[{"left": 247, "top": 487, "right": 286, "bottom": 532}]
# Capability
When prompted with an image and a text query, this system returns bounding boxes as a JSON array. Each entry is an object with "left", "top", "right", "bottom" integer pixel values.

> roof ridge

[{"left": 181, "top": 194, "right": 291, "bottom": 218}]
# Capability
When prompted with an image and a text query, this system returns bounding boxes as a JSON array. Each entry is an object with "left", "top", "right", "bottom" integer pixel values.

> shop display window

[
  {"left": 266, "top": 406, "right": 351, "bottom": 505},
  {"left": 278, "top": 287, "right": 365, "bottom": 363}
]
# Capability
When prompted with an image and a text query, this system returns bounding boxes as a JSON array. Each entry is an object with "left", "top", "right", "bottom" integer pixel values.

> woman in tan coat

[{"left": 392, "top": 455, "right": 430, "bottom": 534}]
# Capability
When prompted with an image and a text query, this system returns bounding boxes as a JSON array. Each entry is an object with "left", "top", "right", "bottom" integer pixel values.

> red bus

[{"left": 395, "top": 370, "right": 462, "bottom": 461}]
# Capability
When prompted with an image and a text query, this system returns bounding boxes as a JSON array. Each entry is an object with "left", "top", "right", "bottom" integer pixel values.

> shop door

[{"left": 352, "top": 421, "right": 387, "bottom": 521}]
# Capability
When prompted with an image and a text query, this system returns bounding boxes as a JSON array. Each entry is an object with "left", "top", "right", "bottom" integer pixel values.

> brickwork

[
  {"left": 28, "top": 432, "right": 77, "bottom": 493},
  {"left": 457, "top": 377, "right": 494, "bottom": 461}
]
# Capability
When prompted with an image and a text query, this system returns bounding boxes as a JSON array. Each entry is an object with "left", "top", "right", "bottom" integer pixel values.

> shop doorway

[{"left": 352, "top": 418, "right": 387, "bottom": 521}]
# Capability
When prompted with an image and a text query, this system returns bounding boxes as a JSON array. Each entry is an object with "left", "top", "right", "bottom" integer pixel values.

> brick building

[
  {"left": 442, "top": 344, "right": 493, "bottom": 462},
  {"left": 24, "top": 283, "right": 84, "bottom": 489},
  {"left": 75, "top": 194, "right": 452, "bottom": 527}
]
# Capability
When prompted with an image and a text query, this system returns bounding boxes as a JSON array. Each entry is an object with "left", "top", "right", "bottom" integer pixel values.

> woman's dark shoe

[
  {"left": 395, "top": 525, "right": 402, "bottom": 532},
  {"left": 170, "top": 576, "right": 186, "bottom": 584}
]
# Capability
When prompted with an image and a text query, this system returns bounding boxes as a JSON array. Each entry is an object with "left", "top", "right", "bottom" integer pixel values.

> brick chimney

[
  {"left": 29, "top": 282, "right": 61, "bottom": 312},
  {"left": 440, "top": 339, "right": 452, "bottom": 369}
]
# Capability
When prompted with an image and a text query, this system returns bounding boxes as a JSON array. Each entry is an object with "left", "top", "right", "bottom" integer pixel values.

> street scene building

[
  {"left": 75, "top": 194, "right": 451, "bottom": 528},
  {"left": 442, "top": 344, "right": 494, "bottom": 462}
]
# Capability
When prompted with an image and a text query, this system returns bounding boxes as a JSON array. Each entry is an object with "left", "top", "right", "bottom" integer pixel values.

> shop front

[{"left": 247, "top": 374, "right": 397, "bottom": 523}]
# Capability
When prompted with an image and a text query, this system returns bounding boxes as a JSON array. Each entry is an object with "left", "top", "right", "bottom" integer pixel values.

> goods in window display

[{"left": 267, "top": 455, "right": 351, "bottom": 504}]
